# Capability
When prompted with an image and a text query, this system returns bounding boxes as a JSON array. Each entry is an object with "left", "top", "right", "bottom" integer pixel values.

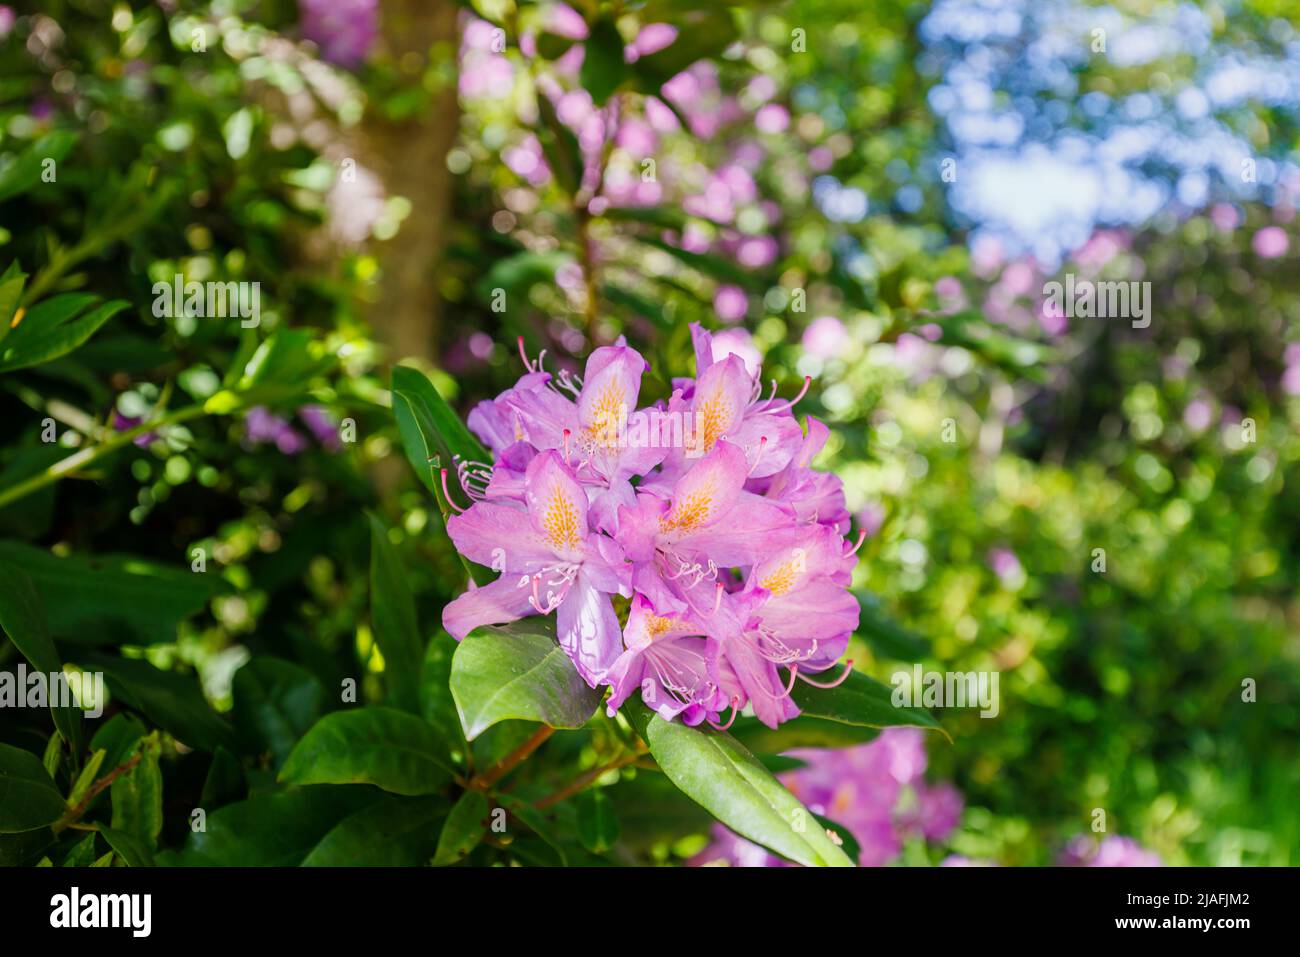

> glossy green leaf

[
  {"left": 0, "top": 742, "right": 67, "bottom": 834},
  {"left": 0, "top": 542, "right": 226, "bottom": 645},
  {"left": 110, "top": 732, "right": 163, "bottom": 850},
  {"left": 302, "top": 795, "right": 447, "bottom": 867},
  {"left": 279, "top": 707, "right": 453, "bottom": 795},
  {"left": 200, "top": 746, "right": 246, "bottom": 810},
  {"left": 0, "top": 297, "right": 126, "bottom": 373},
  {"left": 450, "top": 620, "right": 603, "bottom": 740},
  {"left": 420, "top": 630, "right": 467, "bottom": 756},
  {"left": 98, "top": 825, "right": 156, "bottom": 867},
  {"left": 160, "top": 787, "right": 374, "bottom": 866},
  {"left": 625, "top": 704, "right": 855, "bottom": 867},
  {"left": 431, "top": 790, "right": 488, "bottom": 866},
  {"left": 90, "top": 714, "right": 146, "bottom": 772},
  {"left": 85, "top": 654, "right": 235, "bottom": 753},
  {"left": 231, "top": 657, "right": 326, "bottom": 767},
  {"left": 576, "top": 787, "right": 619, "bottom": 854},
  {"left": 368, "top": 513, "right": 423, "bottom": 712},
  {"left": 790, "top": 669, "right": 944, "bottom": 734},
  {"left": 391, "top": 365, "right": 494, "bottom": 586},
  {"left": 0, "top": 562, "right": 84, "bottom": 753},
  {"left": 730, "top": 715, "right": 880, "bottom": 754}
]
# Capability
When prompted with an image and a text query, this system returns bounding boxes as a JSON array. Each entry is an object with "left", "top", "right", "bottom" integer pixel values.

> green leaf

[
  {"left": 606, "top": 773, "right": 712, "bottom": 851},
  {"left": 392, "top": 365, "right": 489, "bottom": 466},
  {"left": 0, "top": 827, "right": 54, "bottom": 866},
  {"left": 0, "top": 131, "right": 78, "bottom": 203},
  {"left": 637, "top": 234, "right": 763, "bottom": 289},
  {"left": 450, "top": 620, "right": 603, "bottom": 740},
  {"left": 62, "top": 832, "right": 98, "bottom": 867},
  {"left": 160, "top": 787, "right": 374, "bottom": 866},
  {"left": 368, "top": 513, "right": 423, "bottom": 712},
  {"left": 625, "top": 704, "right": 854, "bottom": 867},
  {"left": 535, "top": 32, "right": 576, "bottom": 60},
  {"left": 730, "top": 715, "right": 879, "bottom": 754},
  {"left": 231, "top": 657, "right": 326, "bottom": 766},
  {"left": 790, "top": 669, "right": 943, "bottom": 734},
  {"left": 67, "top": 749, "right": 107, "bottom": 809},
  {"left": 576, "top": 787, "right": 619, "bottom": 854},
  {"left": 535, "top": 93, "right": 582, "bottom": 195},
  {"left": 855, "top": 591, "right": 931, "bottom": 660},
  {"left": 303, "top": 795, "right": 448, "bottom": 866},
  {"left": 238, "top": 328, "right": 330, "bottom": 391},
  {"left": 90, "top": 714, "right": 146, "bottom": 771},
  {"left": 98, "top": 826, "right": 156, "bottom": 867},
  {"left": 0, "top": 297, "right": 127, "bottom": 373},
  {"left": 815, "top": 814, "right": 861, "bottom": 865},
  {"left": 0, "top": 266, "right": 27, "bottom": 345},
  {"left": 631, "top": 10, "right": 738, "bottom": 88},
  {"left": 391, "top": 365, "right": 495, "bottom": 587},
  {"left": 85, "top": 654, "right": 235, "bottom": 753},
  {"left": 580, "top": 17, "right": 629, "bottom": 106},
  {"left": 431, "top": 790, "right": 488, "bottom": 866},
  {"left": 0, "top": 742, "right": 66, "bottom": 834},
  {"left": 200, "top": 747, "right": 245, "bottom": 810},
  {"left": 0, "top": 562, "right": 84, "bottom": 753},
  {"left": 420, "top": 630, "right": 468, "bottom": 757},
  {"left": 279, "top": 708, "right": 453, "bottom": 795},
  {"left": 0, "top": 543, "right": 226, "bottom": 645},
  {"left": 110, "top": 732, "right": 163, "bottom": 851}
]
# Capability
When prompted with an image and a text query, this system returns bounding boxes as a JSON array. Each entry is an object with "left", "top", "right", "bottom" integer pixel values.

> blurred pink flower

[
  {"left": 1253, "top": 226, "right": 1289, "bottom": 259},
  {"left": 755, "top": 103, "right": 790, "bottom": 134},
  {"left": 546, "top": 3, "right": 589, "bottom": 39},
  {"left": 735, "top": 235, "right": 778, "bottom": 269},
  {"left": 627, "top": 23, "right": 676, "bottom": 60},
  {"left": 299, "top": 0, "right": 377, "bottom": 69},
  {"left": 1184, "top": 398, "right": 1213, "bottom": 431},
  {"left": 1209, "top": 203, "right": 1240, "bottom": 232},
  {"left": 802, "top": 315, "right": 849, "bottom": 359},
  {"left": 713, "top": 284, "right": 748, "bottom": 323}
]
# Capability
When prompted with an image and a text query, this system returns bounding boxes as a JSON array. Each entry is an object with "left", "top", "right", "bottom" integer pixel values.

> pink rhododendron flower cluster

[
  {"left": 691, "top": 729, "right": 964, "bottom": 866},
  {"left": 440, "top": 323, "right": 861, "bottom": 728}
]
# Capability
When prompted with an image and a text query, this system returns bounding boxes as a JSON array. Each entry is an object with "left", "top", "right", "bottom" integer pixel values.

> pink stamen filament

[
  {"left": 440, "top": 469, "right": 466, "bottom": 513},
  {"left": 770, "top": 375, "right": 813, "bottom": 413},
  {"left": 847, "top": 530, "right": 867, "bottom": 555},
  {"left": 797, "top": 660, "right": 854, "bottom": 689},
  {"left": 777, "top": 665, "right": 799, "bottom": 696},
  {"left": 709, "top": 696, "right": 741, "bottom": 731},
  {"left": 748, "top": 435, "right": 769, "bottom": 476}
]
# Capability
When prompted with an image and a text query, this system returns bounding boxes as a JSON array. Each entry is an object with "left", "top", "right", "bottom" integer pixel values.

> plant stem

[
  {"left": 534, "top": 747, "right": 646, "bottom": 809},
  {"left": 0, "top": 403, "right": 209, "bottom": 510},
  {"left": 53, "top": 753, "right": 140, "bottom": 834},
  {"left": 472, "top": 726, "right": 555, "bottom": 790}
]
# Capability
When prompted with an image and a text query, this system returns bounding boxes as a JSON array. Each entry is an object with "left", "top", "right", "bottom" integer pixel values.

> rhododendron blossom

[{"left": 440, "top": 324, "right": 862, "bottom": 727}]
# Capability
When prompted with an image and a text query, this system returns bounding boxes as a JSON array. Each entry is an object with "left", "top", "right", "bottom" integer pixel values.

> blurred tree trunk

[{"left": 362, "top": 0, "right": 459, "bottom": 365}]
